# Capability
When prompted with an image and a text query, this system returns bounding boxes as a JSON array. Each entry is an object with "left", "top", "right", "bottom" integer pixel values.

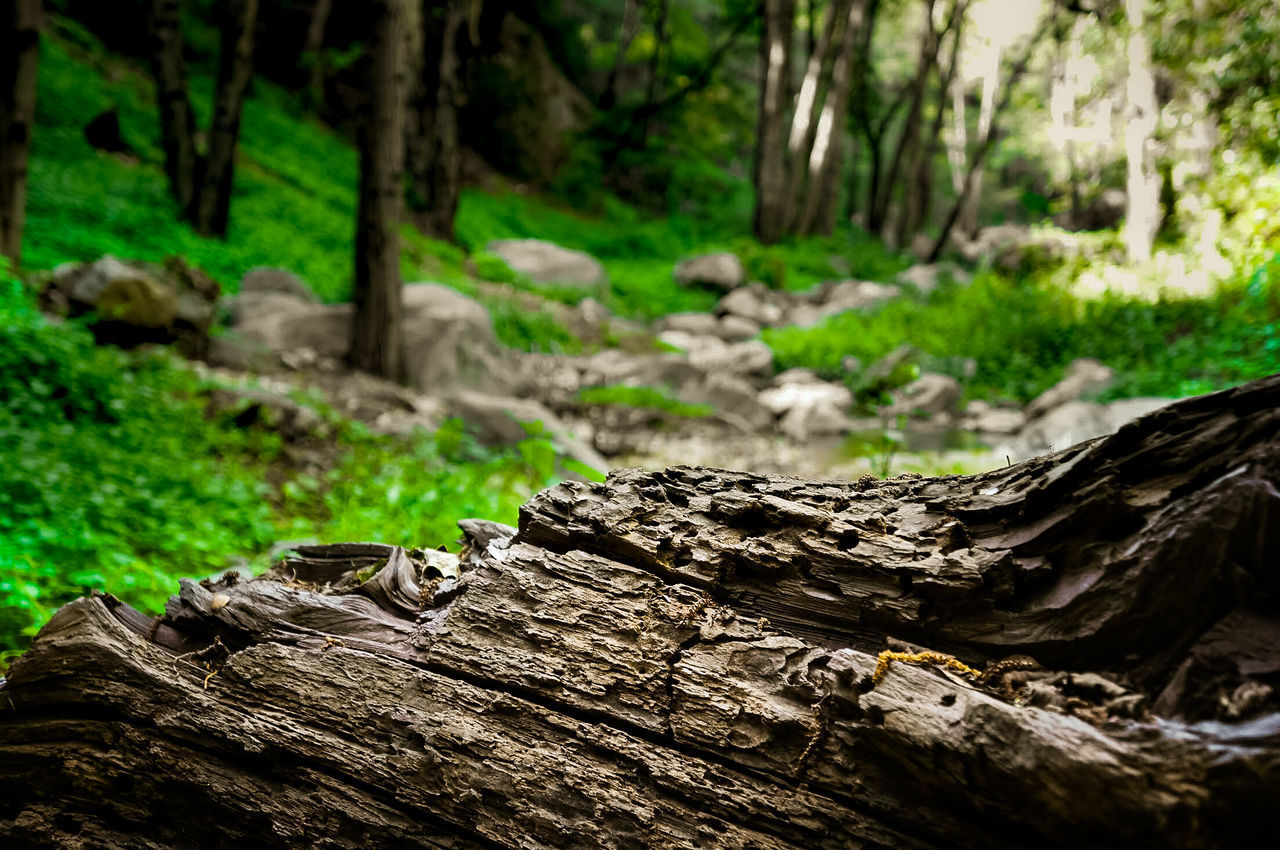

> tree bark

[
  {"left": 190, "top": 0, "right": 258, "bottom": 237},
  {"left": 407, "top": 0, "right": 465, "bottom": 242},
  {"left": 147, "top": 0, "right": 198, "bottom": 213},
  {"left": 300, "top": 0, "right": 334, "bottom": 110},
  {"left": 349, "top": 0, "right": 408, "bottom": 381},
  {"left": 4, "top": 374, "right": 1280, "bottom": 848},
  {"left": 876, "top": 0, "right": 935, "bottom": 245},
  {"left": 0, "top": 0, "right": 40, "bottom": 267},
  {"left": 598, "top": 0, "right": 640, "bottom": 111},
  {"left": 1122, "top": 0, "right": 1159, "bottom": 264},
  {"left": 752, "top": 0, "right": 794, "bottom": 244}
]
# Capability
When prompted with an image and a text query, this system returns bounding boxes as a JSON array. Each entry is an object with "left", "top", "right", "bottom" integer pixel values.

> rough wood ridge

[{"left": 2, "top": 374, "right": 1279, "bottom": 848}]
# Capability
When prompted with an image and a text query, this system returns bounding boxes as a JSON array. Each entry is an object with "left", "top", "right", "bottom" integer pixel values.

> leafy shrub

[{"left": 577, "top": 384, "right": 713, "bottom": 418}]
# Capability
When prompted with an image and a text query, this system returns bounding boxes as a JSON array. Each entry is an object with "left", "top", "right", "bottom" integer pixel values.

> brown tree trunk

[
  {"left": 877, "top": 0, "right": 935, "bottom": 245},
  {"left": 598, "top": 0, "right": 640, "bottom": 111},
  {"left": 349, "top": 0, "right": 409, "bottom": 382},
  {"left": 147, "top": 0, "right": 198, "bottom": 213},
  {"left": 0, "top": 0, "right": 40, "bottom": 267},
  {"left": 4, "top": 374, "right": 1280, "bottom": 848},
  {"left": 407, "top": 0, "right": 465, "bottom": 242},
  {"left": 190, "top": 0, "right": 258, "bottom": 237},
  {"left": 301, "top": 0, "right": 334, "bottom": 110},
  {"left": 752, "top": 0, "right": 794, "bottom": 244}
]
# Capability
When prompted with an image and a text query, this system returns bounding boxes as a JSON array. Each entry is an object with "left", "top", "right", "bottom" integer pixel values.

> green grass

[{"left": 764, "top": 260, "right": 1280, "bottom": 404}]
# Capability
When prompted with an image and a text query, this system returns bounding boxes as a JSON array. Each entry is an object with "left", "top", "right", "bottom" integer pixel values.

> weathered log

[{"left": 2, "top": 374, "right": 1279, "bottom": 848}]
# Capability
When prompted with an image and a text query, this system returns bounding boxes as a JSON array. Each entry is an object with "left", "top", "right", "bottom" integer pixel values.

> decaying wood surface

[{"left": 2, "top": 374, "right": 1279, "bottom": 848}]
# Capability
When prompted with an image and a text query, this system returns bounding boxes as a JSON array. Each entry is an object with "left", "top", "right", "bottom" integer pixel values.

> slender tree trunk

[
  {"left": 896, "top": 0, "right": 968, "bottom": 250},
  {"left": 875, "top": 0, "right": 935, "bottom": 242},
  {"left": 191, "top": 0, "right": 258, "bottom": 237},
  {"left": 955, "top": 40, "right": 999, "bottom": 240},
  {"left": 301, "top": 0, "right": 333, "bottom": 110},
  {"left": 407, "top": 0, "right": 465, "bottom": 241},
  {"left": 0, "top": 0, "right": 40, "bottom": 267},
  {"left": 781, "top": 0, "right": 846, "bottom": 233},
  {"left": 1123, "top": 0, "right": 1158, "bottom": 264},
  {"left": 599, "top": 0, "right": 640, "bottom": 111},
  {"left": 752, "top": 0, "right": 795, "bottom": 244},
  {"left": 636, "top": 0, "right": 669, "bottom": 145},
  {"left": 797, "top": 0, "right": 867, "bottom": 236},
  {"left": 147, "top": 0, "right": 197, "bottom": 213},
  {"left": 929, "top": 15, "right": 1048, "bottom": 261},
  {"left": 350, "top": 0, "right": 409, "bottom": 381}
]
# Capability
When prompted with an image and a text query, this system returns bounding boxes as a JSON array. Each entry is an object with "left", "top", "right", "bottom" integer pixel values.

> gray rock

[
  {"left": 884, "top": 373, "right": 963, "bottom": 420},
  {"left": 818, "top": 280, "right": 899, "bottom": 317},
  {"left": 895, "top": 262, "right": 970, "bottom": 294},
  {"left": 674, "top": 252, "right": 745, "bottom": 292},
  {"left": 659, "top": 312, "right": 723, "bottom": 338},
  {"left": 233, "top": 299, "right": 350, "bottom": 359},
  {"left": 1025, "top": 358, "right": 1115, "bottom": 420},
  {"left": 680, "top": 373, "right": 773, "bottom": 431},
  {"left": 717, "top": 285, "right": 784, "bottom": 326},
  {"left": 239, "top": 267, "right": 317, "bottom": 302},
  {"left": 758, "top": 380, "right": 855, "bottom": 441},
  {"left": 717, "top": 315, "right": 761, "bottom": 341},
  {"left": 446, "top": 390, "right": 608, "bottom": 478},
  {"left": 967, "top": 405, "right": 1026, "bottom": 435},
  {"left": 1014, "top": 396, "right": 1172, "bottom": 456},
  {"left": 402, "top": 282, "right": 513, "bottom": 395},
  {"left": 687, "top": 339, "right": 774, "bottom": 382},
  {"left": 486, "top": 238, "right": 607, "bottom": 289}
]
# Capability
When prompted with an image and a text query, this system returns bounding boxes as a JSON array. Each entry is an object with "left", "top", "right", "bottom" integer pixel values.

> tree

[
  {"left": 406, "top": 0, "right": 466, "bottom": 242},
  {"left": 146, "top": 0, "right": 259, "bottom": 238},
  {"left": 349, "top": 0, "right": 411, "bottom": 381},
  {"left": 1, "top": 0, "right": 42, "bottom": 266},
  {"left": 1122, "top": 0, "right": 1159, "bottom": 264},
  {"left": 754, "top": 0, "right": 872, "bottom": 243},
  {"left": 3, "top": 373, "right": 1280, "bottom": 847}
]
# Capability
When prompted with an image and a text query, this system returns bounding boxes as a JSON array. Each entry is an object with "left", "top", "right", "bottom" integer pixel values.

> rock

[
  {"left": 580, "top": 349, "right": 703, "bottom": 393},
  {"left": 679, "top": 373, "right": 773, "bottom": 432},
  {"left": 1014, "top": 397, "right": 1172, "bottom": 456},
  {"left": 239, "top": 267, "right": 318, "bottom": 303},
  {"left": 674, "top": 253, "right": 745, "bottom": 292},
  {"left": 402, "top": 283, "right": 513, "bottom": 395},
  {"left": 687, "top": 339, "right": 774, "bottom": 383},
  {"left": 659, "top": 312, "right": 723, "bottom": 338},
  {"left": 717, "top": 315, "right": 761, "bottom": 341},
  {"left": 884, "top": 373, "right": 963, "bottom": 420},
  {"left": 758, "top": 380, "right": 855, "bottom": 442},
  {"left": 1025, "top": 358, "right": 1115, "bottom": 420},
  {"left": 967, "top": 405, "right": 1026, "bottom": 435},
  {"left": 717, "top": 285, "right": 784, "bottom": 326},
  {"left": 233, "top": 299, "right": 350, "bottom": 359},
  {"left": 485, "top": 239, "right": 607, "bottom": 290},
  {"left": 817, "top": 280, "right": 899, "bottom": 317},
  {"left": 895, "top": 263, "right": 970, "bottom": 294},
  {"left": 43, "top": 255, "right": 219, "bottom": 357},
  {"left": 446, "top": 390, "right": 608, "bottom": 478}
]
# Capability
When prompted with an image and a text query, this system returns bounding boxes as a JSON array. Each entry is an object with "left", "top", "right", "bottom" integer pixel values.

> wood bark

[
  {"left": 4, "top": 373, "right": 1280, "bottom": 848},
  {"left": 406, "top": 0, "right": 465, "bottom": 242},
  {"left": 301, "top": 0, "right": 334, "bottom": 110},
  {"left": 0, "top": 0, "right": 40, "bottom": 267},
  {"left": 190, "top": 0, "right": 258, "bottom": 237},
  {"left": 598, "top": 0, "right": 640, "bottom": 111},
  {"left": 349, "top": 0, "right": 409, "bottom": 382}
]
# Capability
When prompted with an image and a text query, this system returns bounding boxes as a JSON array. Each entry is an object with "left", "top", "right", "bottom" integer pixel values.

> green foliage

[
  {"left": 576, "top": 385, "right": 714, "bottom": 419},
  {"left": 764, "top": 265, "right": 1280, "bottom": 404}
]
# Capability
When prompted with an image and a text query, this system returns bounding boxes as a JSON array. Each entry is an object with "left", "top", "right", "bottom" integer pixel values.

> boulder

[
  {"left": 1014, "top": 396, "right": 1173, "bottom": 457},
  {"left": 895, "top": 263, "right": 970, "bottom": 294},
  {"left": 402, "top": 283, "right": 513, "bottom": 395},
  {"left": 43, "top": 255, "right": 219, "bottom": 357},
  {"left": 446, "top": 390, "right": 608, "bottom": 478},
  {"left": 963, "top": 400, "right": 1026, "bottom": 435},
  {"left": 674, "top": 253, "right": 745, "bottom": 292},
  {"left": 233, "top": 299, "right": 350, "bottom": 359},
  {"left": 717, "top": 285, "right": 784, "bottom": 326},
  {"left": 679, "top": 373, "right": 773, "bottom": 432},
  {"left": 884, "top": 373, "right": 963, "bottom": 420},
  {"left": 580, "top": 349, "right": 703, "bottom": 393},
  {"left": 717, "top": 315, "right": 761, "bottom": 341},
  {"left": 817, "top": 280, "right": 899, "bottom": 317},
  {"left": 758, "top": 379, "right": 855, "bottom": 442},
  {"left": 659, "top": 312, "right": 723, "bottom": 338},
  {"left": 1025, "top": 358, "right": 1115, "bottom": 420},
  {"left": 485, "top": 239, "right": 607, "bottom": 290},
  {"left": 239, "top": 267, "right": 318, "bottom": 303},
  {"left": 686, "top": 339, "right": 774, "bottom": 383}
]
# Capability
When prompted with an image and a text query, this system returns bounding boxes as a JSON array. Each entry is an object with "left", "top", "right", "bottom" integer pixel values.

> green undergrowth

[
  {"left": 576, "top": 384, "right": 713, "bottom": 419},
  {"left": 764, "top": 258, "right": 1280, "bottom": 404},
  {"left": 0, "top": 273, "right": 562, "bottom": 660}
]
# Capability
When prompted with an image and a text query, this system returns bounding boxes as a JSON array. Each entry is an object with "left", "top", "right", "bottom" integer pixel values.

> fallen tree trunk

[{"left": 3, "top": 374, "right": 1279, "bottom": 848}]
